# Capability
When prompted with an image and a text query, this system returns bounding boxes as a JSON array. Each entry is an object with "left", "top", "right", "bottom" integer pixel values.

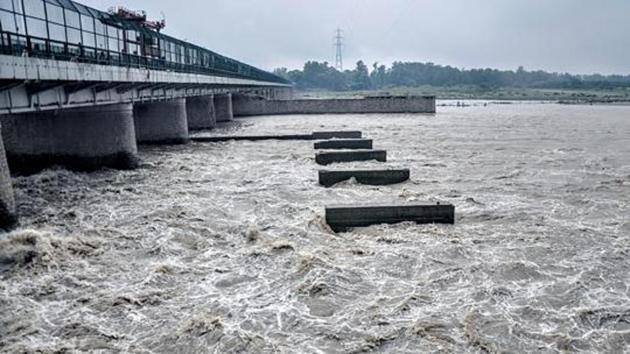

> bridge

[
  {"left": 0, "top": 0, "right": 292, "bottom": 229},
  {"left": 0, "top": 0, "right": 290, "bottom": 115}
]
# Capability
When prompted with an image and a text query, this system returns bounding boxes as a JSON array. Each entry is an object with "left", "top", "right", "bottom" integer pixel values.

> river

[{"left": 1, "top": 102, "right": 629, "bottom": 353}]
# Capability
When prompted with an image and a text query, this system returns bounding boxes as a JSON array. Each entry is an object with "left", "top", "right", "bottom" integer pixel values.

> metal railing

[{"left": 0, "top": 30, "right": 288, "bottom": 85}]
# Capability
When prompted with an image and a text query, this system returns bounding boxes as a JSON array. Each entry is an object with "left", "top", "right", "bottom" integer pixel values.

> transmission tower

[{"left": 334, "top": 27, "right": 344, "bottom": 71}]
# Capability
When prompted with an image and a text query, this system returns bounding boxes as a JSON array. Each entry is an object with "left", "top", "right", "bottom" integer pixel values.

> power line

[{"left": 334, "top": 27, "right": 344, "bottom": 71}]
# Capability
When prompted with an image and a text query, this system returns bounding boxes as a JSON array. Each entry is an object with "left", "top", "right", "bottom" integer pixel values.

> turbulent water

[{"left": 1, "top": 102, "right": 629, "bottom": 353}]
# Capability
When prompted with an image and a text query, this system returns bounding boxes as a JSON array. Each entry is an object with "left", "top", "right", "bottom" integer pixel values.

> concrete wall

[
  {"left": 215, "top": 94, "right": 234, "bottom": 122},
  {"left": 186, "top": 95, "right": 216, "bottom": 131},
  {"left": 0, "top": 123, "right": 16, "bottom": 230},
  {"left": 271, "top": 88, "right": 295, "bottom": 100},
  {"left": 233, "top": 95, "right": 436, "bottom": 117},
  {"left": 134, "top": 98, "right": 189, "bottom": 144},
  {"left": 0, "top": 103, "right": 138, "bottom": 174}
]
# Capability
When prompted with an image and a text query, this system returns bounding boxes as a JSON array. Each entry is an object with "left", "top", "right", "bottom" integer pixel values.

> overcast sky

[{"left": 79, "top": 0, "right": 630, "bottom": 75}]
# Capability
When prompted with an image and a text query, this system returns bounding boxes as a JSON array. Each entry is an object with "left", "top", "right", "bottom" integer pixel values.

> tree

[
  {"left": 351, "top": 60, "right": 371, "bottom": 90},
  {"left": 274, "top": 60, "right": 630, "bottom": 91},
  {"left": 370, "top": 62, "right": 388, "bottom": 89},
  {"left": 273, "top": 67, "right": 289, "bottom": 80}
]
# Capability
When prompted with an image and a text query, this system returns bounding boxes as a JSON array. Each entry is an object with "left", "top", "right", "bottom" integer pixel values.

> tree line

[{"left": 273, "top": 61, "right": 630, "bottom": 91}]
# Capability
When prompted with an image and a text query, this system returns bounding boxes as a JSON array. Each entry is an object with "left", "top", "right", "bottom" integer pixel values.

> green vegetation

[{"left": 274, "top": 61, "right": 630, "bottom": 102}]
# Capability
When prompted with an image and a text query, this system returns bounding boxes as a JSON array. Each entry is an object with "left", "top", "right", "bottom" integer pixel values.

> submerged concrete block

[
  {"left": 215, "top": 94, "right": 234, "bottom": 122},
  {"left": 191, "top": 131, "right": 368, "bottom": 143},
  {"left": 319, "top": 169, "right": 410, "bottom": 187},
  {"left": 325, "top": 203, "right": 455, "bottom": 232},
  {"left": 314, "top": 139, "right": 373, "bottom": 150},
  {"left": 192, "top": 134, "right": 314, "bottom": 143},
  {"left": 1, "top": 103, "right": 139, "bottom": 174},
  {"left": 0, "top": 123, "right": 16, "bottom": 230},
  {"left": 134, "top": 98, "right": 189, "bottom": 144},
  {"left": 186, "top": 95, "right": 216, "bottom": 131},
  {"left": 315, "top": 150, "right": 386, "bottom": 165},
  {"left": 312, "top": 131, "right": 362, "bottom": 139}
]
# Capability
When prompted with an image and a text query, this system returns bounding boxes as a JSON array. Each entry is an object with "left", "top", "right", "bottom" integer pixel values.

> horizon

[{"left": 77, "top": 0, "right": 630, "bottom": 77}]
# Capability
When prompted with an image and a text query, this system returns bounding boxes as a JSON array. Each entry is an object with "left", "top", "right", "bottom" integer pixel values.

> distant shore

[{"left": 295, "top": 86, "right": 630, "bottom": 105}]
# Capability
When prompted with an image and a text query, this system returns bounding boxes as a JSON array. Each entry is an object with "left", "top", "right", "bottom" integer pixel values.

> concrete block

[
  {"left": 312, "top": 131, "right": 362, "bottom": 139},
  {"left": 319, "top": 169, "right": 410, "bottom": 187},
  {"left": 314, "top": 139, "right": 373, "bottom": 150},
  {"left": 315, "top": 150, "right": 386, "bottom": 165},
  {"left": 325, "top": 203, "right": 455, "bottom": 232}
]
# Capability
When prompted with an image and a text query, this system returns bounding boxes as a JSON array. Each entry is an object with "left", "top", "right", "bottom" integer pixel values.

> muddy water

[{"left": 1, "top": 102, "right": 629, "bottom": 353}]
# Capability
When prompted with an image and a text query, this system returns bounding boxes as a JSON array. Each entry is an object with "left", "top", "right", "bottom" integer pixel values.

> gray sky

[{"left": 80, "top": 0, "right": 630, "bottom": 75}]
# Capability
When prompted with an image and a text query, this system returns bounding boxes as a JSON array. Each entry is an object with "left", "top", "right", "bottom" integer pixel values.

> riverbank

[{"left": 295, "top": 85, "right": 630, "bottom": 104}]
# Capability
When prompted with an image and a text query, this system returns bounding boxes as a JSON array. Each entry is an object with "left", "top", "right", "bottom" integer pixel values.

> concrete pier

[
  {"left": 0, "top": 124, "right": 16, "bottom": 230},
  {"left": 1, "top": 103, "right": 138, "bottom": 174},
  {"left": 314, "top": 139, "right": 373, "bottom": 150},
  {"left": 319, "top": 169, "right": 410, "bottom": 187},
  {"left": 215, "top": 94, "right": 234, "bottom": 122},
  {"left": 134, "top": 98, "right": 189, "bottom": 144},
  {"left": 325, "top": 203, "right": 455, "bottom": 232},
  {"left": 315, "top": 150, "right": 387, "bottom": 165},
  {"left": 186, "top": 95, "right": 216, "bottom": 131}
]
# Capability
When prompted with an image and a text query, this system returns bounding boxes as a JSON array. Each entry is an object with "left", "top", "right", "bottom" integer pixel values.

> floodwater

[{"left": 1, "top": 102, "right": 629, "bottom": 353}]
